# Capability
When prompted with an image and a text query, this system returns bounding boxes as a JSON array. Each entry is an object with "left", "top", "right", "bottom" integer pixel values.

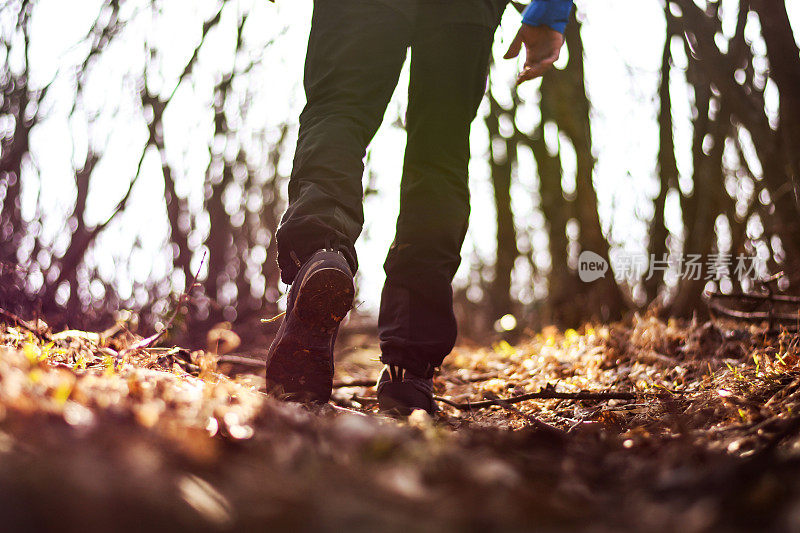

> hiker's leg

[
  {"left": 378, "top": 6, "right": 499, "bottom": 377},
  {"left": 276, "top": 0, "right": 411, "bottom": 284}
]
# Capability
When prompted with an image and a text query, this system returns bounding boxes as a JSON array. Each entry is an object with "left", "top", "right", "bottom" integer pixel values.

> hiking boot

[
  {"left": 376, "top": 364, "right": 439, "bottom": 415},
  {"left": 265, "top": 248, "right": 354, "bottom": 402}
]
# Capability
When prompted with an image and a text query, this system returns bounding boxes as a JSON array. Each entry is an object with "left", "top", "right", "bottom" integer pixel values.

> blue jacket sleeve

[{"left": 521, "top": 0, "right": 574, "bottom": 34}]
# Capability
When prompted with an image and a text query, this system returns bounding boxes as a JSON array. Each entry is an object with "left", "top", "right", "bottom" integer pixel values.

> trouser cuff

[
  {"left": 380, "top": 349, "right": 437, "bottom": 379},
  {"left": 277, "top": 237, "right": 357, "bottom": 285}
]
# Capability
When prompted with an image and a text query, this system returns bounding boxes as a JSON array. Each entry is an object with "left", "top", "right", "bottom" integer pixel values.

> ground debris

[{"left": 2, "top": 314, "right": 800, "bottom": 531}]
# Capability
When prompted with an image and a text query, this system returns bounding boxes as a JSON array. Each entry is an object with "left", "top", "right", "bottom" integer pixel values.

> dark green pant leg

[
  {"left": 378, "top": 6, "right": 500, "bottom": 377},
  {"left": 276, "top": 0, "right": 411, "bottom": 284}
]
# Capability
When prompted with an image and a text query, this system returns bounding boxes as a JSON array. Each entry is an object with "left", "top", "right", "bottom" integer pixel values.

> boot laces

[{"left": 386, "top": 364, "right": 433, "bottom": 397}]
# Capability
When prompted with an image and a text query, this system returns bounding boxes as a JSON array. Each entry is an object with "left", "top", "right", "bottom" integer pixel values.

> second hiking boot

[
  {"left": 376, "top": 364, "right": 439, "bottom": 415},
  {"left": 265, "top": 249, "right": 354, "bottom": 403}
]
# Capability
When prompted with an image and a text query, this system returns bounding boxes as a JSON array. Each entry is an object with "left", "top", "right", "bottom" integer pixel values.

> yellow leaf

[
  {"left": 41, "top": 342, "right": 54, "bottom": 359},
  {"left": 29, "top": 368, "right": 43, "bottom": 383},
  {"left": 53, "top": 382, "right": 73, "bottom": 405},
  {"left": 492, "top": 340, "right": 515, "bottom": 358},
  {"left": 103, "top": 354, "right": 115, "bottom": 376},
  {"left": 23, "top": 343, "right": 39, "bottom": 363}
]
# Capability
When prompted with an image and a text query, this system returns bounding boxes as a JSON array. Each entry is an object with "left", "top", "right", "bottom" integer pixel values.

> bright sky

[{"left": 18, "top": 0, "right": 800, "bottom": 313}]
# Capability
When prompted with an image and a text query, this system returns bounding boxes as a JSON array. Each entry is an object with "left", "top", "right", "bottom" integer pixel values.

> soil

[{"left": 1, "top": 314, "right": 800, "bottom": 532}]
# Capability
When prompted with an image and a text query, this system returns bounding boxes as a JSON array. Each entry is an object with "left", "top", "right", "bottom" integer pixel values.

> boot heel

[{"left": 294, "top": 268, "right": 355, "bottom": 332}]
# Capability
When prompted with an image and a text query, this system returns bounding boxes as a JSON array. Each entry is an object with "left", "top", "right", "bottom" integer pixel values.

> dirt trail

[{"left": 1, "top": 315, "right": 799, "bottom": 532}]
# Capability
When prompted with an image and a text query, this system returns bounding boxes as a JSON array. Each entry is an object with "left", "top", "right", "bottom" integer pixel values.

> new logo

[{"left": 578, "top": 251, "right": 608, "bottom": 282}]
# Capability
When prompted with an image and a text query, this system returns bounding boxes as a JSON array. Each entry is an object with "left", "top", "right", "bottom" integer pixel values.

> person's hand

[{"left": 503, "top": 24, "right": 565, "bottom": 85}]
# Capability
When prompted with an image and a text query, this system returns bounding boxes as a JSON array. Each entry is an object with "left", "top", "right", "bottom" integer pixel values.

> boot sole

[
  {"left": 377, "top": 393, "right": 417, "bottom": 417},
  {"left": 265, "top": 267, "right": 354, "bottom": 403},
  {"left": 377, "top": 382, "right": 437, "bottom": 416}
]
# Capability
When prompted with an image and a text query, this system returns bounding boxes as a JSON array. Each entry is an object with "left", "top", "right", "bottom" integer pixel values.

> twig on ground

[
  {"left": 218, "top": 355, "right": 266, "bottom": 367},
  {"left": 707, "top": 289, "right": 800, "bottom": 332},
  {"left": 567, "top": 407, "right": 604, "bottom": 433},
  {"left": 481, "top": 392, "right": 566, "bottom": 436},
  {"left": 350, "top": 395, "right": 379, "bottom": 405},
  {"left": 749, "top": 413, "right": 800, "bottom": 460},
  {"left": 709, "top": 299, "right": 800, "bottom": 325},
  {"left": 765, "top": 376, "right": 800, "bottom": 407},
  {"left": 118, "top": 252, "right": 206, "bottom": 358},
  {"left": 332, "top": 371, "right": 499, "bottom": 389},
  {"left": 708, "top": 291, "right": 800, "bottom": 305},
  {"left": 260, "top": 312, "right": 285, "bottom": 323},
  {"left": 341, "top": 389, "right": 647, "bottom": 412},
  {"left": 0, "top": 307, "right": 51, "bottom": 340},
  {"left": 329, "top": 404, "right": 369, "bottom": 416},
  {"left": 434, "top": 389, "right": 640, "bottom": 410}
]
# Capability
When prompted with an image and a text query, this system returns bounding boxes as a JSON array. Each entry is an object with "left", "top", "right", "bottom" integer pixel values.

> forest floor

[{"left": 2, "top": 311, "right": 800, "bottom": 532}]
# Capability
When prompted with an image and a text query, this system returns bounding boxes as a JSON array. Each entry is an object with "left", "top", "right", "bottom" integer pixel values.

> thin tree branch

[
  {"left": 0, "top": 307, "right": 50, "bottom": 340},
  {"left": 218, "top": 355, "right": 265, "bottom": 367},
  {"left": 435, "top": 390, "right": 642, "bottom": 410},
  {"left": 483, "top": 392, "right": 567, "bottom": 437},
  {"left": 117, "top": 252, "right": 206, "bottom": 358}
]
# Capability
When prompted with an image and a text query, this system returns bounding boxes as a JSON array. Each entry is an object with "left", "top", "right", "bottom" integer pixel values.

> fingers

[
  {"left": 516, "top": 49, "right": 560, "bottom": 85},
  {"left": 506, "top": 25, "right": 565, "bottom": 86},
  {"left": 503, "top": 30, "right": 523, "bottom": 59}
]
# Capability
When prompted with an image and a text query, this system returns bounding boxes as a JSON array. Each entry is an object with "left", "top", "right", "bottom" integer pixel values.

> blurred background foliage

[{"left": 1, "top": 0, "right": 799, "bottom": 348}]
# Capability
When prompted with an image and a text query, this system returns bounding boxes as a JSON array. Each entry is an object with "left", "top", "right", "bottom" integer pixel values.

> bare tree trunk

[
  {"left": 203, "top": 76, "right": 235, "bottom": 321},
  {"left": 0, "top": 2, "right": 32, "bottom": 268},
  {"left": 672, "top": 37, "right": 730, "bottom": 316},
  {"left": 261, "top": 126, "right": 288, "bottom": 314},
  {"left": 486, "top": 92, "right": 519, "bottom": 322},
  {"left": 159, "top": 128, "right": 194, "bottom": 289},
  {"left": 646, "top": 10, "right": 677, "bottom": 304},
  {"left": 544, "top": 16, "right": 627, "bottom": 320},
  {"left": 526, "top": 124, "right": 578, "bottom": 325},
  {"left": 674, "top": 0, "right": 800, "bottom": 283},
  {"left": 752, "top": 0, "right": 800, "bottom": 191}
]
